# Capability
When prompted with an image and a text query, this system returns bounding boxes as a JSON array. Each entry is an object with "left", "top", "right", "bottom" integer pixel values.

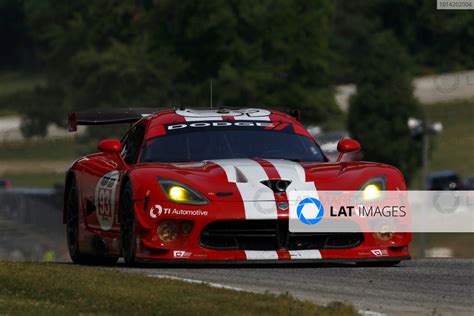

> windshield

[{"left": 141, "top": 125, "right": 325, "bottom": 163}]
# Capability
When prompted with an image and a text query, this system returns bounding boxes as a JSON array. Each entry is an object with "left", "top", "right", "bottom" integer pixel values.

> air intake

[{"left": 260, "top": 180, "right": 291, "bottom": 193}]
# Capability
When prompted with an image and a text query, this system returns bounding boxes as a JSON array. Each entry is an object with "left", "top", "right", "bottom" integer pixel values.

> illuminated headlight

[
  {"left": 359, "top": 176, "right": 386, "bottom": 201},
  {"left": 158, "top": 178, "right": 209, "bottom": 205}
]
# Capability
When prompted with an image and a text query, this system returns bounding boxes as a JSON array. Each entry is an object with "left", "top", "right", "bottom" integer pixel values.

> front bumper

[{"left": 134, "top": 201, "right": 411, "bottom": 263}]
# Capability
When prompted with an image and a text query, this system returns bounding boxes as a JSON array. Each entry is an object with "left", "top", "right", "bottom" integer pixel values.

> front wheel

[
  {"left": 120, "top": 181, "right": 138, "bottom": 266},
  {"left": 66, "top": 177, "right": 118, "bottom": 266}
]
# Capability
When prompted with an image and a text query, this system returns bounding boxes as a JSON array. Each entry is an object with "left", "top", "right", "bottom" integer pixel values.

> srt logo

[
  {"left": 173, "top": 251, "right": 191, "bottom": 258},
  {"left": 371, "top": 249, "right": 388, "bottom": 257}
]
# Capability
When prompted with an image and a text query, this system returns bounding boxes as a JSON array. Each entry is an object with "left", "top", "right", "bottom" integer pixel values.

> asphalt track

[{"left": 118, "top": 259, "right": 474, "bottom": 315}]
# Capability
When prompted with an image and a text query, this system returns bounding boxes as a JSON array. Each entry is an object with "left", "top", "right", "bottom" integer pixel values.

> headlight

[
  {"left": 158, "top": 178, "right": 209, "bottom": 205},
  {"left": 157, "top": 221, "right": 178, "bottom": 242},
  {"left": 359, "top": 176, "right": 386, "bottom": 201}
]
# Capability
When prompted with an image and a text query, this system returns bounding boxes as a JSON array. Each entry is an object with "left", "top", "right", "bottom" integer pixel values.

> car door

[{"left": 81, "top": 124, "right": 145, "bottom": 233}]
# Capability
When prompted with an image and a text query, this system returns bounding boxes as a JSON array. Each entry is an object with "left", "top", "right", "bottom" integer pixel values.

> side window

[{"left": 121, "top": 125, "right": 145, "bottom": 164}]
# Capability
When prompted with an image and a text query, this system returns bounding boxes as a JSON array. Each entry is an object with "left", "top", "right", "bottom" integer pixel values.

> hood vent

[
  {"left": 234, "top": 167, "right": 249, "bottom": 183},
  {"left": 261, "top": 180, "right": 292, "bottom": 193}
]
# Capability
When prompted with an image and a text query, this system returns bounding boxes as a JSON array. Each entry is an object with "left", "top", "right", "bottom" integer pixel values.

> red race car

[{"left": 64, "top": 108, "right": 411, "bottom": 266}]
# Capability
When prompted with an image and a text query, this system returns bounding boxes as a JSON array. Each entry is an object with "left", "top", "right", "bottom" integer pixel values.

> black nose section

[{"left": 261, "top": 180, "right": 292, "bottom": 193}]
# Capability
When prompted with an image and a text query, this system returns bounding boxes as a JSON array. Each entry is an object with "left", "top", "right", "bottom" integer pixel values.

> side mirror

[
  {"left": 336, "top": 138, "right": 361, "bottom": 162},
  {"left": 98, "top": 139, "right": 122, "bottom": 153}
]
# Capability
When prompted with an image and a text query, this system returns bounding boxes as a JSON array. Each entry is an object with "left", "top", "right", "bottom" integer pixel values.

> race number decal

[{"left": 94, "top": 171, "right": 120, "bottom": 231}]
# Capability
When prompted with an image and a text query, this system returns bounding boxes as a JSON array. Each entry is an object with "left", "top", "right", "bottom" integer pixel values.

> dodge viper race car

[{"left": 64, "top": 108, "right": 411, "bottom": 266}]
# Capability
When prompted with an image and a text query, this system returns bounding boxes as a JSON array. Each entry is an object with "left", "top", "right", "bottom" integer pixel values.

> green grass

[
  {"left": 409, "top": 100, "right": 474, "bottom": 189},
  {"left": 0, "top": 138, "right": 93, "bottom": 161},
  {"left": 0, "top": 72, "right": 44, "bottom": 98},
  {"left": 0, "top": 262, "right": 359, "bottom": 316},
  {"left": 424, "top": 100, "right": 474, "bottom": 177},
  {"left": 410, "top": 233, "right": 474, "bottom": 258},
  {"left": 3, "top": 172, "right": 65, "bottom": 188},
  {"left": 406, "top": 101, "right": 473, "bottom": 258},
  {"left": 0, "top": 72, "right": 45, "bottom": 114}
]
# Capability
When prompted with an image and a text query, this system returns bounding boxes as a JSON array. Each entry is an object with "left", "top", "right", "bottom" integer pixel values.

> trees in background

[
  {"left": 1, "top": 0, "right": 471, "bottom": 183},
  {"left": 348, "top": 32, "right": 422, "bottom": 182},
  {"left": 331, "top": 0, "right": 474, "bottom": 83},
  {"left": 0, "top": 0, "right": 36, "bottom": 70},
  {"left": 17, "top": 0, "right": 337, "bottom": 135},
  {"left": 3, "top": 0, "right": 472, "bottom": 136}
]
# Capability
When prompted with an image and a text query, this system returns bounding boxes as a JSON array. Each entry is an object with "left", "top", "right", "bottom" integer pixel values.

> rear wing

[
  {"left": 68, "top": 107, "right": 301, "bottom": 132},
  {"left": 68, "top": 108, "right": 158, "bottom": 132}
]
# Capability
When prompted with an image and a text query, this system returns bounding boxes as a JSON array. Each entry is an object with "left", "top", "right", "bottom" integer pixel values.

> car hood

[{"left": 131, "top": 159, "right": 401, "bottom": 202}]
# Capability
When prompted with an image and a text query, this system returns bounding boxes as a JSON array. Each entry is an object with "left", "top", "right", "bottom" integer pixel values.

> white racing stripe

[
  {"left": 210, "top": 159, "right": 277, "bottom": 219},
  {"left": 176, "top": 108, "right": 270, "bottom": 122},
  {"left": 234, "top": 115, "right": 270, "bottom": 121},
  {"left": 264, "top": 159, "right": 318, "bottom": 195},
  {"left": 244, "top": 251, "right": 279, "bottom": 260},
  {"left": 184, "top": 116, "right": 224, "bottom": 121},
  {"left": 289, "top": 250, "right": 322, "bottom": 260}
]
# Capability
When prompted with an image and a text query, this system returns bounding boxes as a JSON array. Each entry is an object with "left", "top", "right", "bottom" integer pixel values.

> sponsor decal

[
  {"left": 289, "top": 250, "right": 322, "bottom": 260},
  {"left": 371, "top": 249, "right": 389, "bottom": 257},
  {"left": 277, "top": 201, "right": 289, "bottom": 211},
  {"left": 244, "top": 251, "right": 279, "bottom": 260},
  {"left": 94, "top": 171, "right": 119, "bottom": 231},
  {"left": 150, "top": 204, "right": 208, "bottom": 218},
  {"left": 149, "top": 204, "right": 163, "bottom": 218},
  {"left": 167, "top": 121, "right": 274, "bottom": 131},
  {"left": 173, "top": 250, "right": 192, "bottom": 258}
]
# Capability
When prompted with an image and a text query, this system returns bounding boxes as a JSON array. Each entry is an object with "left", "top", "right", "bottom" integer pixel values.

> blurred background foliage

[
  {"left": 1, "top": 0, "right": 473, "bottom": 128},
  {"left": 6, "top": 0, "right": 338, "bottom": 130},
  {"left": 0, "top": 0, "right": 473, "bottom": 184}
]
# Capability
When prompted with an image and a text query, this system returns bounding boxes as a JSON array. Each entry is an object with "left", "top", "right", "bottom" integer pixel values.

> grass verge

[
  {"left": 423, "top": 100, "right": 474, "bottom": 177},
  {"left": 410, "top": 233, "right": 474, "bottom": 258},
  {"left": 0, "top": 138, "right": 86, "bottom": 161},
  {"left": 2, "top": 172, "right": 65, "bottom": 188},
  {"left": 0, "top": 72, "right": 44, "bottom": 99},
  {"left": 0, "top": 261, "right": 359, "bottom": 315},
  {"left": 0, "top": 72, "right": 45, "bottom": 115}
]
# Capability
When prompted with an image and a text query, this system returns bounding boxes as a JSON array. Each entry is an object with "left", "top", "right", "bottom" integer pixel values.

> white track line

[
  {"left": 359, "top": 311, "right": 387, "bottom": 316},
  {"left": 148, "top": 274, "right": 387, "bottom": 316},
  {"left": 147, "top": 274, "right": 245, "bottom": 292}
]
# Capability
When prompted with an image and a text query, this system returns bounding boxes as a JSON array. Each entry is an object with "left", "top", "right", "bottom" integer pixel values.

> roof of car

[
  {"left": 145, "top": 108, "right": 299, "bottom": 127},
  {"left": 141, "top": 107, "right": 310, "bottom": 140}
]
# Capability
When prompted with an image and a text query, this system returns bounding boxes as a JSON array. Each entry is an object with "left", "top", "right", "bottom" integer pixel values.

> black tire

[
  {"left": 66, "top": 177, "right": 118, "bottom": 266},
  {"left": 120, "top": 181, "right": 137, "bottom": 266},
  {"left": 356, "top": 261, "right": 401, "bottom": 267}
]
